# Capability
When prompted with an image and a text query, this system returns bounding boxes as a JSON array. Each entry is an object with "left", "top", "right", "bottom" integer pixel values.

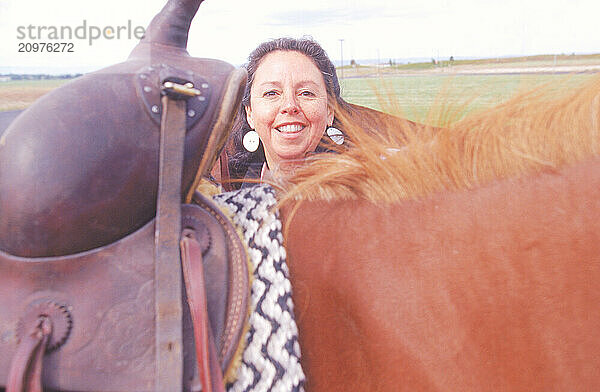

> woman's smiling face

[{"left": 246, "top": 50, "right": 334, "bottom": 170}]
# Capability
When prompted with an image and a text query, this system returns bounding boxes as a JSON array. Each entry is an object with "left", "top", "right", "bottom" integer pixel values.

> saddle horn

[
  {"left": 0, "top": 0, "right": 246, "bottom": 258},
  {"left": 140, "top": 0, "right": 204, "bottom": 49}
]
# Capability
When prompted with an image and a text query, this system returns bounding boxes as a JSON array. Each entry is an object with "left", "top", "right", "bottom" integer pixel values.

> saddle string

[
  {"left": 6, "top": 317, "right": 51, "bottom": 392},
  {"left": 181, "top": 231, "right": 226, "bottom": 392}
]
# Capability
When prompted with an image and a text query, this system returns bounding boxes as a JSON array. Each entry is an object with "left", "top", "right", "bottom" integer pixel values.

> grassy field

[
  {"left": 340, "top": 73, "right": 596, "bottom": 125},
  {"left": 0, "top": 79, "right": 70, "bottom": 111},
  {"left": 1, "top": 65, "right": 598, "bottom": 126}
]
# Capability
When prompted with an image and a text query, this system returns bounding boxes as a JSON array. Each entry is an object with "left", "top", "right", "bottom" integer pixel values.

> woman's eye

[
  {"left": 299, "top": 90, "right": 315, "bottom": 97},
  {"left": 263, "top": 90, "right": 278, "bottom": 97}
]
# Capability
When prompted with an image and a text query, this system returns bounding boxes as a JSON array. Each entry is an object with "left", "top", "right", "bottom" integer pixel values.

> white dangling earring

[
  {"left": 326, "top": 126, "right": 344, "bottom": 145},
  {"left": 243, "top": 130, "right": 260, "bottom": 152}
]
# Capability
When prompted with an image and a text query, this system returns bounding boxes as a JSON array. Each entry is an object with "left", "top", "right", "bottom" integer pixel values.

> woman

[{"left": 228, "top": 37, "right": 350, "bottom": 186}]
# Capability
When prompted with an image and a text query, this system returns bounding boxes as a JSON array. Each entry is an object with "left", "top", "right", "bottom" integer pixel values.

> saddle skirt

[{"left": 0, "top": 197, "right": 250, "bottom": 391}]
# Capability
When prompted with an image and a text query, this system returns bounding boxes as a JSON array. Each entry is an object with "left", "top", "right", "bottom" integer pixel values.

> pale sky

[{"left": 1, "top": 0, "right": 598, "bottom": 73}]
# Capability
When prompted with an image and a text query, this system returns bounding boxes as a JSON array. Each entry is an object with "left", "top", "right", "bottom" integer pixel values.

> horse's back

[{"left": 283, "top": 157, "right": 600, "bottom": 391}]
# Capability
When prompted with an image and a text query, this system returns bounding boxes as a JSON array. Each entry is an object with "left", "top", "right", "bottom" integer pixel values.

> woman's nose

[{"left": 280, "top": 94, "right": 300, "bottom": 114}]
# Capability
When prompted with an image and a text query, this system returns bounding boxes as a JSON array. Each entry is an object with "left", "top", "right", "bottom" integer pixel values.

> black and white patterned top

[{"left": 213, "top": 185, "right": 305, "bottom": 392}]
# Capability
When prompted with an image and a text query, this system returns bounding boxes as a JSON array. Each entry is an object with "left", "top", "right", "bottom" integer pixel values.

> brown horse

[{"left": 279, "top": 75, "right": 600, "bottom": 391}]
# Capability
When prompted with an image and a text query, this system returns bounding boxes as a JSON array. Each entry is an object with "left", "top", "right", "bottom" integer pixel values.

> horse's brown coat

[
  {"left": 283, "top": 155, "right": 600, "bottom": 391},
  {"left": 277, "top": 75, "right": 600, "bottom": 390}
]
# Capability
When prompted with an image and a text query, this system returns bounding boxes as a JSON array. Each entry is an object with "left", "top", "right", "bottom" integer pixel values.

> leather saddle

[{"left": 0, "top": 0, "right": 249, "bottom": 391}]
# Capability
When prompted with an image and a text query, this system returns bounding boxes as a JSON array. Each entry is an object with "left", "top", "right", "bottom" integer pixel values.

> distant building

[{"left": 0, "top": 76, "right": 10, "bottom": 82}]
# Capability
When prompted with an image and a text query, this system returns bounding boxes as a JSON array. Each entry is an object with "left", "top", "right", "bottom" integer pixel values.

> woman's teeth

[{"left": 276, "top": 124, "right": 304, "bottom": 133}]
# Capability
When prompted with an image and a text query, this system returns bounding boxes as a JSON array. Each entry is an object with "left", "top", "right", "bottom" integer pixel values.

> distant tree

[
  {"left": 350, "top": 59, "right": 357, "bottom": 67},
  {"left": 449, "top": 56, "right": 454, "bottom": 62}
]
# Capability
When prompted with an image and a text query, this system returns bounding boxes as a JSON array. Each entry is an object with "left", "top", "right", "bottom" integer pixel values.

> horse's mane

[{"left": 279, "top": 75, "right": 600, "bottom": 204}]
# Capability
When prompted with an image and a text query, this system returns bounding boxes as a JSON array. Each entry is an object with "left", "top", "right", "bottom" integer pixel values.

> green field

[
  {"left": 339, "top": 73, "right": 596, "bottom": 125},
  {"left": 1, "top": 73, "right": 597, "bottom": 124}
]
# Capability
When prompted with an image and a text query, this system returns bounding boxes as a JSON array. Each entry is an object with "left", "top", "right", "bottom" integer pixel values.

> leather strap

[
  {"left": 181, "top": 231, "right": 226, "bottom": 392},
  {"left": 154, "top": 94, "right": 186, "bottom": 390},
  {"left": 219, "top": 149, "right": 234, "bottom": 192},
  {"left": 7, "top": 317, "right": 51, "bottom": 392}
]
